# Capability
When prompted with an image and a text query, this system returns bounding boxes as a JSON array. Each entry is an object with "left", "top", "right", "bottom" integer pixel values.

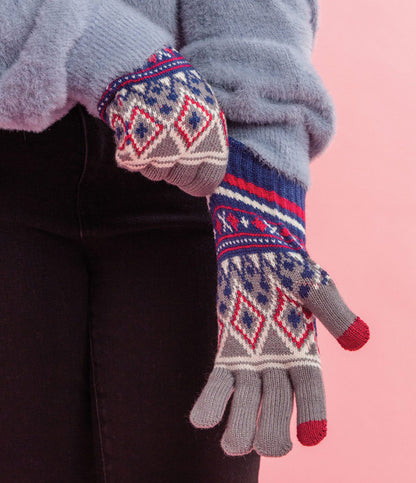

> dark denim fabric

[{"left": 0, "top": 104, "right": 260, "bottom": 482}]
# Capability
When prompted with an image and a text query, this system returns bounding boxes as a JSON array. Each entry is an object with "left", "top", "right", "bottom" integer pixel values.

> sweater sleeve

[
  {"left": 0, "top": 0, "right": 45, "bottom": 74},
  {"left": 0, "top": 0, "right": 175, "bottom": 132},
  {"left": 177, "top": 0, "right": 336, "bottom": 188}
]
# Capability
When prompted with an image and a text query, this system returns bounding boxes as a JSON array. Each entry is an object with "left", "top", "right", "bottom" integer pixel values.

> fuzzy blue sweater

[{"left": 0, "top": 0, "right": 335, "bottom": 188}]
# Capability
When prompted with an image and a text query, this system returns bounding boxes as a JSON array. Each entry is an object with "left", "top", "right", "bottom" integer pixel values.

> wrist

[
  {"left": 208, "top": 137, "right": 307, "bottom": 260},
  {"left": 223, "top": 137, "right": 306, "bottom": 216}
]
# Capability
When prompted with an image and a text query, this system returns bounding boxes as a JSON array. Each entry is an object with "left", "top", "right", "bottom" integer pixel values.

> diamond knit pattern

[
  {"left": 189, "top": 137, "right": 370, "bottom": 457},
  {"left": 209, "top": 140, "right": 327, "bottom": 372},
  {"left": 97, "top": 46, "right": 229, "bottom": 194}
]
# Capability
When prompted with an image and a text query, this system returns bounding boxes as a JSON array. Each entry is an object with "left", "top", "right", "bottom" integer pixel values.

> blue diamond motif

[
  {"left": 288, "top": 309, "right": 301, "bottom": 329},
  {"left": 242, "top": 312, "right": 253, "bottom": 329},
  {"left": 188, "top": 111, "right": 201, "bottom": 129}
]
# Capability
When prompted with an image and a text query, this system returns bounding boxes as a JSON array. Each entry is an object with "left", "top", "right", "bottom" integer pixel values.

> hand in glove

[
  {"left": 189, "top": 137, "right": 370, "bottom": 457},
  {"left": 98, "top": 46, "right": 229, "bottom": 196}
]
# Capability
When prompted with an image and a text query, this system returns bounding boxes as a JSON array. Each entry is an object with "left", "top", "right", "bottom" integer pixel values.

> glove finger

[
  {"left": 289, "top": 365, "right": 327, "bottom": 446},
  {"left": 220, "top": 370, "right": 262, "bottom": 456},
  {"left": 165, "top": 161, "right": 228, "bottom": 197},
  {"left": 253, "top": 368, "right": 293, "bottom": 457},
  {"left": 301, "top": 256, "right": 370, "bottom": 351},
  {"left": 189, "top": 366, "right": 234, "bottom": 428}
]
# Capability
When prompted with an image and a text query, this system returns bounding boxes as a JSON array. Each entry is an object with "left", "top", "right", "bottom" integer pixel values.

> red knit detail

[
  {"left": 212, "top": 204, "right": 305, "bottom": 247},
  {"left": 229, "top": 290, "right": 265, "bottom": 350},
  {"left": 174, "top": 95, "right": 213, "bottom": 148},
  {"left": 273, "top": 287, "right": 314, "bottom": 349},
  {"left": 111, "top": 106, "right": 164, "bottom": 157},
  {"left": 297, "top": 420, "right": 327, "bottom": 446},
  {"left": 99, "top": 62, "right": 194, "bottom": 119},
  {"left": 227, "top": 212, "right": 239, "bottom": 230},
  {"left": 147, "top": 53, "right": 157, "bottom": 64},
  {"left": 219, "top": 243, "right": 297, "bottom": 258},
  {"left": 116, "top": 62, "right": 192, "bottom": 89},
  {"left": 215, "top": 231, "right": 291, "bottom": 249},
  {"left": 215, "top": 218, "right": 222, "bottom": 234},
  {"left": 223, "top": 173, "right": 305, "bottom": 220},
  {"left": 252, "top": 216, "right": 267, "bottom": 231},
  {"left": 337, "top": 316, "right": 370, "bottom": 351}
]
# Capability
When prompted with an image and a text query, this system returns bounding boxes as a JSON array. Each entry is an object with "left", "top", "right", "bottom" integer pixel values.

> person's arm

[
  {"left": 0, "top": 1, "right": 45, "bottom": 74},
  {"left": 180, "top": 0, "right": 369, "bottom": 459},
  {"left": 0, "top": 0, "right": 175, "bottom": 132},
  {"left": 178, "top": 0, "right": 336, "bottom": 188},
  {"left": 0, "top": 0, "right": 229, "bottom": 196}
]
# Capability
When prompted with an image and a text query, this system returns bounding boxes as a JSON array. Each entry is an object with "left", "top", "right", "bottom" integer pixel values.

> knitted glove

[
  {"left": 189, "top": 137, "right": 370, "bottom": 457},
  {"left": 97, "top": 46, "right": 229, "bottom": 196}
]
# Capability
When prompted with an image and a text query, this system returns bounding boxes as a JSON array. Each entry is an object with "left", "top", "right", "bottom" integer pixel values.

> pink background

[{"left": 260, "top": 1, "right": 416, "bottom": 481}]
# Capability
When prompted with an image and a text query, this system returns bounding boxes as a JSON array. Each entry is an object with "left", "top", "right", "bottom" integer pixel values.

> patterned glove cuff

[
  {"left": 211, "top": 137, "right": 307, "bottom": 247},
  {"left": 97, "top": 45, "right": 193, "bottom": 123}
]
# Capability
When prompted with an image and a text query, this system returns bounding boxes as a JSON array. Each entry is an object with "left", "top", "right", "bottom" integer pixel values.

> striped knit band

[
  {"left": 208, "top": 137, "right": 307, "bottom": 261},
  {"left": 98, "top": 46, "right": 198, "bottom": 124}
]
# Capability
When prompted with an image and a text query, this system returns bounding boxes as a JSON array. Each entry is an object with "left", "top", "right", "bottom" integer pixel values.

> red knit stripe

[
  {"left": 215, "top": 231, "right": 288, "bottom": 248},
  {"left": 212, "top": 204, "right": 305, "bottom": 244},
  {"left": 113, "top": 64, "right": 193, "bottom": 91},
  {"left": 98, "top": 60, "right": 192, "bottom": 120},
  {"left": 143, "top": 51, "right": 186, "bottom": 72},
  {"left": 223, "top": 173, "right": 305, "bottom": 221},
  {"left": 218, "top": 243, "right": 299, "bottom": 258}
]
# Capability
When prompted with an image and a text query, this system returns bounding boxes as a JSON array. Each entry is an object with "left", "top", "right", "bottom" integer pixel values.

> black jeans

[{"left": 0, "top": 104, "right": 260, "bottom": 482}]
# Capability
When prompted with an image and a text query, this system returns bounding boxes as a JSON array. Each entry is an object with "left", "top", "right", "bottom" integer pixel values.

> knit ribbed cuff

[
  {"left": 227, "top": 136, "right": 306, "bottom": 216},
  {"left": 226, "top": 123, "right": 311, "bottom": 190},
  {"left": 66, "top": 0, "right": 174, "bottom": 118}
]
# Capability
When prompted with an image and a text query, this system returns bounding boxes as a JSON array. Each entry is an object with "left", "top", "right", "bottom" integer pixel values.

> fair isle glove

[
  {"left": 97, "top": 46, "right": 229, "bottom": 196},
  {"left": 189, "top": 137, "right": 370, "bottom": 457}
]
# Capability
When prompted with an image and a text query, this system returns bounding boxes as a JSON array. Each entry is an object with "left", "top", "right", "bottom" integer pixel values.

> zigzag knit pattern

[{"left": 97, "top": 46, "right": 229, "bottom": 195}]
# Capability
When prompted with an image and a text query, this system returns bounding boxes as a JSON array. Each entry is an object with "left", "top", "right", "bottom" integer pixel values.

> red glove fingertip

[{"left": 337, "top": 316, "right": 370, "bottom": 351}]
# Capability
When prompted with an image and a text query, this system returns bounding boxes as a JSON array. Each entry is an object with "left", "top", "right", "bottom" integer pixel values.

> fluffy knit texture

[
  {"left": 0, "top": 0, "right": 335, "bottom": 188},
  {"left": 189, "top": 138, "right": 370, "bottom": 456},
  {"left": 178, "top": 0, "right": 336, "bottom": 187},
  {"left": 0, "top": 0, "right": 175, "bottom": 131}
]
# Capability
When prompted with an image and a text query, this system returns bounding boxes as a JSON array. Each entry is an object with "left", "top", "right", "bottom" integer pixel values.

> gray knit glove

[
  {"left": 189, "top": 138, "right": 370, "bottom": 457},
  {"left": 97, "top": 46, "right": 229, "bottom": 196}
]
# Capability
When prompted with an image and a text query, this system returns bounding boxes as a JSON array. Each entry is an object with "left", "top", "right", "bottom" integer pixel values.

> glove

[
  {"left": 189, "top": 137, "right": 370, "bottom": 457},
  {"left": 97, "top": 46, "right": 229, "bottom": 196}
]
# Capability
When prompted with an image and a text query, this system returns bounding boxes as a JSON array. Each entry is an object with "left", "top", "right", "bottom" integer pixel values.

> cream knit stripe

[
  {"left": 214, "top": 186, "right": 306, "bottom": 235},
  {"left": 214, "top": 360, "right": 322, "bottom": 372}
]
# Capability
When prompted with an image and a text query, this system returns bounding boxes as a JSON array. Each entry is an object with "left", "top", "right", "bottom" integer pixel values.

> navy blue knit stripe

[
  {"left": 97, "top": 46, "right": 212, "bottom": 123},
  {"left": 226, "top": 137, "right": 306, "bottom": 214},
  {"left": 209, "top": 190, "right": 306, "bottom": 246},
  {"left": 208, "top": 137, "right": 308, "bottom": 256},
  {"left": 208, "top": 137, "right": 306, "bottom": 243}
]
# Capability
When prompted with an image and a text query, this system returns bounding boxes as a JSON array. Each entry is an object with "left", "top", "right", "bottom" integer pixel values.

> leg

[
  {"left": 85, "top": 226, "right": 261, "bottom": 482},
  {"left": 0, "top": 223, "right": 95, "bottom": 481}
]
